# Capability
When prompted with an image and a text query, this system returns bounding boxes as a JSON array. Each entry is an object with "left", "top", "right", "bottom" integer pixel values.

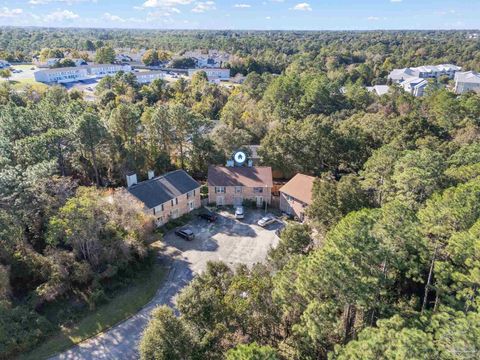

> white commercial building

[
  {"left": 454, "top": 71, "right": 480, "bottom": 94},
  {"left": 188, "top": 68, "right": 230, "bottom": 81},
  {"left": 388, "top": 64, "right": 461, "bottom": 83},
  {"left": 34, "top": 64, "right": 132, "bottom": 84}
]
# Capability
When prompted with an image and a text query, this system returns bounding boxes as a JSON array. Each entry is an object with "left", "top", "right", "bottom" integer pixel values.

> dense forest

[{"left": 1, "top": 28, "right": 480, "bottom": 359}]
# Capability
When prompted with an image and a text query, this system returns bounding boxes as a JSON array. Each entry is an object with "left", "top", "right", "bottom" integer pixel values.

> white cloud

[
  {"left": 146, "top": 8, "right": 180, "bottom": 19},
  {"left": 191, "top": 1, "right": 215, "bottom": 13},
  {"left": 103, "top": 12, "right": 126, "bottom": 22},
  {"left": 265, "top": 16, "right": 271, "bottom": 19},
  {"left": 0, "top": 7, "right": 23, "bottom": 17},
  {"left": 44, "top": 9, "right": 79, "bottom": 21},
  {"left": 29, "top": 0, "right": 96, "bottom": 5},
  {"left": 234, "top": 3, "right": 251, "bottom": 8},
  {"left": 142, "top": 0, "right": 192, "bottom": 8},
  {"left": 367, "top": 16, "right": 380, "bottom": 21},
  {"left": 292, "top": 3, "right": 312, "bottom": 11},
  {"left": 390, "top": 0, "right": 402, "bottom": 2}
]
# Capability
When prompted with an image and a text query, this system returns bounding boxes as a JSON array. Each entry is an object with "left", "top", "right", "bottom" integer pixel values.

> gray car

[
  {"left": 175, "top": 228, "right": 195, "bottom": 241},
  {"left": 257, "top": 214, "right": 277, "bottom": 227},
  {"left": 235, "top": 206, "right": 245, "bottom": 219}
]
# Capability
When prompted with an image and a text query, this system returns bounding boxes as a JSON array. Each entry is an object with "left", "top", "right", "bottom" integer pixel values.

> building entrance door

[{"left": 216, "top": 196, "right": 225, "bottom": 206}]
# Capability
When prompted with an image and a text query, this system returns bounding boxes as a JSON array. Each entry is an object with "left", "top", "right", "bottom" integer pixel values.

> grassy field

[
  {"left": 17, "top": 259, "right": 168, "bottom": 360},
  {"left": 1, "top": 64, "right": 49, "bottom": 91}
]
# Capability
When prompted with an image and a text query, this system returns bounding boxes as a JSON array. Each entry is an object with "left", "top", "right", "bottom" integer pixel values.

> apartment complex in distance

[
  {"left": 135, "top": 71, "right": 165, "bottom": 84},
  {"left": 126, "top": 170, "right": 201, "bottom": 227},
  {"left": 34, "top": 64, "right": 132, "bottom": 84},
  {"left": 454, "top": 71, "right": 480, "bottom": 94},
  {"left": 188, "top": 68, "right": 230, "bottom": 82},
  {"left": 388, "top": 64, "right": 461, "bottom": 82},
  {"left": 388, "top": 64, "right": 461, "bottom": 97}
]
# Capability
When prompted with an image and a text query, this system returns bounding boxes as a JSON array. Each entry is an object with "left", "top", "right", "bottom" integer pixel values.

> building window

[
  {"left": 216, "top": 186, "right": 226, "bottom": 193},
  {"left": 188, "top": 200, "right": 195, "bottom": 211},
  {"left": 153, "top": 208, "right": 156, "bottom": 215},
  {"left": 171, "top": 199, "right": 174, "bottom": 206},
  {"left": 235, "top": 186, "right": 242, "bottom": 193},
  {"left": 254, "top": 187, "right": 264, "bottom": 193}
]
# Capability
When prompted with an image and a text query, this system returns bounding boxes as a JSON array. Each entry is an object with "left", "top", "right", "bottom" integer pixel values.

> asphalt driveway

[{"left": 52, "top": 209, "right": 280, "bottom": 360}]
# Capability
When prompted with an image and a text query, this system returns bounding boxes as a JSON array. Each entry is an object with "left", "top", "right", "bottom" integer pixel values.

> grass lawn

[{"left": 17, "top": 258, "right": 168, "bottom": 360}]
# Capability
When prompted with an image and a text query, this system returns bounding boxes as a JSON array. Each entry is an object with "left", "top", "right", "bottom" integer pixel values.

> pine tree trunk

[{"left": 422, "top": 242, "right": 439, "bottom": 314}]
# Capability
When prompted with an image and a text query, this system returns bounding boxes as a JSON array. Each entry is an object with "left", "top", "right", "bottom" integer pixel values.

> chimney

[
  {"left": 126, "top": 173, "right": 138, "bottom": 188},
  {"left": 148, "top": 170, "right": 155, "bottom": 180}
]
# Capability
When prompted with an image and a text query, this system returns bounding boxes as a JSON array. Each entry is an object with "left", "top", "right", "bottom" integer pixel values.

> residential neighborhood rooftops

[
  {"left": 207, "top": 166, "right": 273, "bottom": 187},
  {"left": 366, "top": 85, "right": 390, "bottom": 96},
  {"left": 128, "top": 169, "right": 200, "bottom": 209},
  {"left": 279, "top": 174, "right": 316, "bottom": 205},
  {"left": 455, "top": 71, "right": 480, "bottom": 84}
]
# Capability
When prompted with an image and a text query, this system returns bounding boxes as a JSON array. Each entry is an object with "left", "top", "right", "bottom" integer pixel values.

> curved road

[{"left": 52, "top": 211, "right": 279, "bottom": 360}]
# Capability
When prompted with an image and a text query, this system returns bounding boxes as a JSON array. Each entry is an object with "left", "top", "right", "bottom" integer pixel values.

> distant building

[
  {"left": 388, "top": 64, "right": 461, "bottom": 83},
  {"left": 400, "top": 77, "right": 429, "bottom": 97},
  {"left": 366, "top": 85, "right": 390, "bottom": 96},
  {"left": 115, "top": 54, "right": 133, "bottom": 63},
  {"left": 279, "top": 174, "right": 315, "bottom": 221},
  {"left": 207, "top": 165, "right": 273, "bottom": 207},
  {"left": 454, "top": 71, "right": 480, "bottom": 94},
  {"left": 188, "top": 68, "right": 230, "bottom": 82},
  {"left": 34, "top": 64, "right": 132, "bottom": 84},
  {"left": 127, "top": 169, "right": 201, "bottom": 226},
  {"left": 135, "top": 70, "right": 165, "bottom": 84}
]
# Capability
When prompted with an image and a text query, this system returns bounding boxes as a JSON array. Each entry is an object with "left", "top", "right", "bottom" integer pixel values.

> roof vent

[{"left": 148, "top": 170, "right": 155, "bottom": 180}]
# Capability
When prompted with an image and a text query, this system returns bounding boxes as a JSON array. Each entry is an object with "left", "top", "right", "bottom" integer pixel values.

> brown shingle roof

[
  {"left": 279, "top": 174, "right": 316, "bottom": 205},
  {"left": 208, "top": 166, "right": 273, "bottom": 187}
]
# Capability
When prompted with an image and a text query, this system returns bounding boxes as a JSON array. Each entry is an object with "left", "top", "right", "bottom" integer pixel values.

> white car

[
  {"left": 235, "top": 206, "right": 245, "bottom": 219},
  {"left": 257, "top": 214, "right": 277, "bottom": 227}
]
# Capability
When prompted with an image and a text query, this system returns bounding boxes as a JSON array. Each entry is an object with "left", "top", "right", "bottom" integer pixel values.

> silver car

[
  {"left": 257, "top": 214, "right": 277, "bottom": 227},
  {"left": 235, "top": 206, "right": 245, "bottom": 219}
]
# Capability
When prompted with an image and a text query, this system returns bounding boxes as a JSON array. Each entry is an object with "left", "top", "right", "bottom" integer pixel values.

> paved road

[{"left": 52, "top": 210, "right": 279, "bottom": 360}]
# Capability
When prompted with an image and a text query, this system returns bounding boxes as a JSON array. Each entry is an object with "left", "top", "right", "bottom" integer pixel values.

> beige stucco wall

[{"left": 208, "top": 186, "right": 272, "bottom": 206}]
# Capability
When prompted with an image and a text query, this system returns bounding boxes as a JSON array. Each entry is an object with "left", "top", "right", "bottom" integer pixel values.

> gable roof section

[
  {"left": 208, "top": 166, "right": 273, "bottom": 187},
  {"left": 128, "top": 170, "right": 199, "bottom": 209},
  {"left": 455, "top": 71, "right": 480, "bottom": 84},
  {"left": 279, "top": 173, "right": 316, "bottom": 205}
]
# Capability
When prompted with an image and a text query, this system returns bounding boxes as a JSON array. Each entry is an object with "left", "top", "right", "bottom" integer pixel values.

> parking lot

[
  {"left": 163, "top": 208, "right": 282, "bottom": 274},
  {"left": 54, "top": 208, "right": 281, "bottom": 359}
]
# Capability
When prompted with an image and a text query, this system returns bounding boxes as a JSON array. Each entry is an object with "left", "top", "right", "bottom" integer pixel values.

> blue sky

[{"left": 0, "top": 0, "right": 479, "bottom": 30}]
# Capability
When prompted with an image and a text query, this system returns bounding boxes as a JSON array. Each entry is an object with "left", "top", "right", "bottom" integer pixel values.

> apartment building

[
  {"left": 188, "top": 68, "right": 231, "bottom": 81},
  {"left": 135, "top": 70, "right": 165, "bottom": 84},
  {"left": 279, "top": 174, "right": 315, "bottom": 221},
  {"left": 207, "top": 165, "right": 273, "bottom": 207},
  {"left": 127, "top": 170, "right": 201, "bottom": 226},
  {"left": 34, "top": 64, "right": 132, "bottom": 84},
  {"left": 454, "top": 71, "right": 480, "bottom": 94},
  {"left": 388, "top": 64, "right": 461, "bottom": 83}
]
